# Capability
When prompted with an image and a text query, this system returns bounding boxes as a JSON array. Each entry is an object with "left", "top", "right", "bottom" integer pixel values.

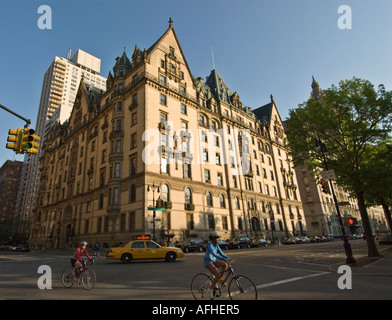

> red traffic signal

[{"left": 320, "top": 180, "right": 330, "bottom": 193}]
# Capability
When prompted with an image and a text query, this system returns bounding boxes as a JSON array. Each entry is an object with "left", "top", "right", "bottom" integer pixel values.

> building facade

[
  {"left": 15, "top": 50, "right": 106, "bottom": 235},
  {"left": 30, "top": 20, "right": 306, "bottom": 249},
  {"left": 0, "top": 160, "right": 23, "bottom": 221}
]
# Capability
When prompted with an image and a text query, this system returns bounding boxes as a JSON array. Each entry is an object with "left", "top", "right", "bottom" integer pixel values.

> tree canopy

[{"left": 286, "top": 77, "right": 392, "bottom": 258}]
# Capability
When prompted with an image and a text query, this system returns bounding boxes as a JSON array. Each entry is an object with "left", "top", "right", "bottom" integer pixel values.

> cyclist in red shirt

[{"left": 73, "top": 241, "right": 91, "bottom": 276}]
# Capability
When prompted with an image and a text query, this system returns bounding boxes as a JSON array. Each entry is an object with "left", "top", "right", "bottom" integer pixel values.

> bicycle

[
  {"left": 191, "top": 260, "right": 257, "bottom": 300},
  {"left": 61, "top": 256, "right": 96, "bottom": 290}
]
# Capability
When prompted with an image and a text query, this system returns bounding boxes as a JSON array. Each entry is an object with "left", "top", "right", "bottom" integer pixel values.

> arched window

[
  {"left": 219, "top": 194, "right": 225, "bottom": 208},
  {"left": 211, "top": 120, "right": 218, "bottom": 131},
  {"left": 235, "top": 196, "right": 240, "bottom": 209},
  {"left": 206, "top": 191, "right": 213, "bottom": 207},
  {"left": 199, "top": 114, "right": 208, "bottom": 127},
  {"left": 251, "top": 217, "right": 261, "bottom": 232},
  {"left": 185, "top": 187, "right": 192, "bottom": 204},
  {"left": 161, "top": 184, "right": 169, "bottom": 201}
]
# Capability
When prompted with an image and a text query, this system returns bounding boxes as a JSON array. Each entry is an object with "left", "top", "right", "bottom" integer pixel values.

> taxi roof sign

[{"left": 131, "top": 234, "right": 152, "bottom": 240}]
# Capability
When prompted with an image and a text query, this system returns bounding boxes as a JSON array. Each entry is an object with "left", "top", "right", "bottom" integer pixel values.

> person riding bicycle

[
  {"left": 203, "top": 231, "right": 231, "bottom": 299},
  {"left": 72, "top": 241, "right": 91, "bottom": 277}
]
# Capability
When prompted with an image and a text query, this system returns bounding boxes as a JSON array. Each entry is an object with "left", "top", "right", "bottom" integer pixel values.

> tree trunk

[
  {"left": 381, "top": 202, "right": 392, "bottom": 232},
  {"left": 356, "top": 191, "right": 380, "bottom": 258}
]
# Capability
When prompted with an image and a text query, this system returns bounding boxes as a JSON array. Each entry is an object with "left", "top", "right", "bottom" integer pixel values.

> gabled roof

[
  {"left": 253, "top": 93, "right": 274, "bottom": 124},
  {"left": 253, "top": 102, "right": 272, "bottom": 123},
  {"left": 67, "top": 76, "right": 101, "bottom": 125},
  {"left": 144, "top": 18, "right": 195, "bottom": 82}
]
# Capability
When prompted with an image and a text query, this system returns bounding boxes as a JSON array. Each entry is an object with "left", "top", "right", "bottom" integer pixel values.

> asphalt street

[{"left": 0, "top": 240, "right": 391, "bottom": 301}]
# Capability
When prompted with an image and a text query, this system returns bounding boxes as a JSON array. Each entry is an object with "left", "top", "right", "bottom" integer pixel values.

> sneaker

[{"left": 206, "top": 288, "right": 215, "bottom": 300}]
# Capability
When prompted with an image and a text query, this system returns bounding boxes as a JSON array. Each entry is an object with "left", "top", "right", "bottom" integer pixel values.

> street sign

[
  {"left": 148, "top": 207, "right": 165, "bottom": 211},
  {"left": 322, "top": 170, "right": 335, "bottom": 180}
]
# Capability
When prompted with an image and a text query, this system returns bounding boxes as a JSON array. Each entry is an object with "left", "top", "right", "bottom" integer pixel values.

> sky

[{"left": 1, "top": 0, "right": 392, "bottom": 167}]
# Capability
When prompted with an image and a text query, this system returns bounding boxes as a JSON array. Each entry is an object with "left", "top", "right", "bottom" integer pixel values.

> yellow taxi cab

[{"left": 106, "top": 235, "right": 184, "bottom": 263}]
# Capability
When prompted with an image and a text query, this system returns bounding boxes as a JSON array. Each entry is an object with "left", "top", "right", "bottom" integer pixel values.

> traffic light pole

[
  {"left": 317, "top": 140, "right": 356, "bottom": 265},
  {"left": 0, "top": 104, "right": 31, "bottom": 128}
]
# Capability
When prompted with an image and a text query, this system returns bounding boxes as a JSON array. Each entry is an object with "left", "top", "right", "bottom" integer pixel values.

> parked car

[
  {"left": 251, "top": 238, "right": 268, "bottom": 247},
  {"left": 378, "top": 233, "right": 392, "bottom": 245},
  {"left": 310, "top": 236, "right": 320, "bottom": 243},
  {"left": 283, "top": 237, "right": 297, "bottom": 245},
  {"left": 176, "top": 237, "right": 205, "bottom": 253},
  {"left": 300, "top": 236, "right": 311, "bottom": 243},
  {"left": 14, "top": 245, "right": 30, "bottom": 252},
  {"left": 217, "top": 239, "right": 229, "bottom": 250},
  {"left": 229, "top": 236, "right": 252, "bottom": 249}
]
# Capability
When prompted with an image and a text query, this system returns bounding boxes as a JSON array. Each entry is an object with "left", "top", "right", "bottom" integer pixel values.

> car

[
  {"left": 378, "top": 233, "right": 392, "bottom": 245},
  {"left": 217, "top": 239, "right": 229, "bottom": 250},
  {"left": 229, "top": 236, "right": 252, "bottom": 249},
  {"left": 283, "top": 237, "right": 297, "bottom": 245},
  {"left": 310, "top": 236, "right": 320, "bottom": 243},
  {"left": 176, "top": 237, "right": 205, "bottom": 253},
  {"left": 14, "top": 245, "right": 30, "bottom": 252},
  {"left": 300, "top": 236, "right": 311, "bottom": 243},
  {"left": 106, "top": 237, "right": 184, "bottom": 263},
  {"left": 251, "top": 238, "right": 268, "bottom": 247}
]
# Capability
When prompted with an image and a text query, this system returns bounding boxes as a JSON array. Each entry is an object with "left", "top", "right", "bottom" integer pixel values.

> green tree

[
  {"left": 362, "top": 140, "right": 392, "bottom": 232},
  {"left": 286, "top": 78, "right": 392, "bottom": 258}
]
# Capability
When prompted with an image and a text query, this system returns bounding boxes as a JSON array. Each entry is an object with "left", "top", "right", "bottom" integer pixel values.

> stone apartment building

[
  {"left": 0, "top": 160, "right": 23, "bottom": 221},
  {"left": 29, "top": 20, "right": 306, "bottom": 248}
]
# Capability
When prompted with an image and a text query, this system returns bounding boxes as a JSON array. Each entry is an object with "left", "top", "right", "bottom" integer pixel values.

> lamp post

[
  {"left": 147, "top": 183, "right": 160, "bottom": 241},
  {"left": 267, "top": 202, "right": 275, "bottom": 244},
  {"left": 316, "top": 139, "right": 356, "bottom": 264}
]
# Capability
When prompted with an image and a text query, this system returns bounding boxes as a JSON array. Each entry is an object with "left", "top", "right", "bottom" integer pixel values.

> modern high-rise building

[
  {"left": 15, "top": 50, "right": 106, "bottom": 232},
  {"left": 29, "top": 20, "right": 306, "bottom": 249}
]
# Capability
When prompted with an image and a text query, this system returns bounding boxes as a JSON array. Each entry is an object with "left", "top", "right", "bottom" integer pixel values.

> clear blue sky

[{"left": 1, "top": 0, "right": 392, "bottom": 166}]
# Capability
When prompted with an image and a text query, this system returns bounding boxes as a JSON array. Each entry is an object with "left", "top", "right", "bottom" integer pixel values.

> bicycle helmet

[
  {"left": 208, "top": 231, "right": 220, "bottom": 240},
  {"left": 81, "top": 241, "right": 88, "bottom": 246}
]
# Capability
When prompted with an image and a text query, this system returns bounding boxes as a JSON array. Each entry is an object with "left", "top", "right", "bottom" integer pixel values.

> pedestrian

[{"left": 93, "top": 242, "right": 100, "bottom": 257}]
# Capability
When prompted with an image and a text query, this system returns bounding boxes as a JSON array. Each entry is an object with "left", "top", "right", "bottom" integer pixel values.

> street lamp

[
  {"left": 316, "top": 139, "right": 356, "bottom": 264},
  {"left": 267, "top": 202, "right": 275, "bottom": 244},
  {"left": 147, "top": 183, "right": 160, "bottom": 241}
]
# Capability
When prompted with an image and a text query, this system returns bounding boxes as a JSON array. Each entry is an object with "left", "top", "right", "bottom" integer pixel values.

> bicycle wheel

[
  {"left": 81, "top": 269, "right": 96, "bottom": 290},
  {"left": 61, "top": 266, "right": 76, "bottom": 288},
  {"left": 191, "top": 273, "right": 212, "bottom": 300},
  {"left": 228, "top": 275, "right": 257, "bottom": 300}
]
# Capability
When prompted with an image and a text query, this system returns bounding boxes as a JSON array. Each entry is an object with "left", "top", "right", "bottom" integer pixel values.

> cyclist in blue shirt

[{"left": 204, "top": 231, "right": 231, "bottom": 299}]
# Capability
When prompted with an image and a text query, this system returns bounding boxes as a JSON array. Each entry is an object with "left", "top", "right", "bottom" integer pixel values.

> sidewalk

[{"left": 330, "top": 246, "right": 392, "bottom": 276}]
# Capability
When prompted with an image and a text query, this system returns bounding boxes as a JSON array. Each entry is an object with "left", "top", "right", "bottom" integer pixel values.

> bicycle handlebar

[{"left": 83, "top": 257, "right": 95, "bottom": 266}]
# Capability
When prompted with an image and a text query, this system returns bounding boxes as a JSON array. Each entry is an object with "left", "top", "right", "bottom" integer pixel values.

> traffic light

[
  {"left": 21, "top": 128, "right": 40, "bottom": 154},
  {"left": 344, "top": 217, "right": 358, "bottom": 233},
  {"left": 155, "top": 197, "right": 164, "bottom": 208},
  {"left": 320, "top": 180, "right": 327, "bottom": 193},
  {"left": 6, "top": 128, "right": 23, "bottom": 153}
]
